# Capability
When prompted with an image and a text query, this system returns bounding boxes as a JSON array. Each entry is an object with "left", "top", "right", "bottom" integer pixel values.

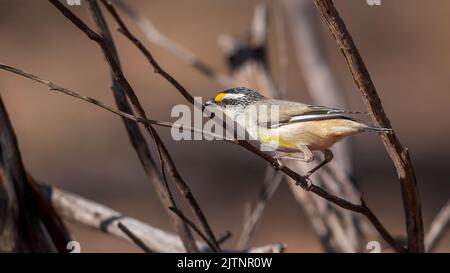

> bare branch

[
  {"left": 426, "top": 200, "right": 450, "bottom": 252},
  {"left": 313, "top": 0, "right": 424, "bottom": 252},
  {"left": 237, "top": 168, "right": 283, "bottom": 249},
  {"left": 271, "top": 0, "right": 289, "bottom": 96},
  {"left": 41, "top": 183, "right": 284, "bottom": 253},
  {"left": 92, "top": 0, "right": 221, "bottom": 252},
  {"left": 0, "top": 93, "right": 70, "bottom": 252},
  {"left": 4, "top": 1, "right": 406, "bottom": 251},
  {"left": 283, "top": 0, "right": 370, "bottom": 252},
  {"left": 86, "top": 0, "right": 200, "bottom": 253},
  {"left": 117, "top": 222, "right": 153, "bottom": 253},
  {"left": 109, "top": 0, "right": 235, "bottom": 87},
  {"left": 245, "top": 243, "right": 286, "bottom": 254},
  {"left": 169, "top": 206, "right": 218, "bottom": 252},
  {"left": 220, "top": 1, "right": 368, "bottom": 252},
  {"left": 0, "top": 56, "right": 403, "bottom": 252},
  {"left": 217, "top": 231, "right": 232, "bottom": 245},
  {"left": 49, "top": 0, "right": 220, "bottom": 252},
  {"left": 100, "top": 0, "right": 195, "bottom": 105}
]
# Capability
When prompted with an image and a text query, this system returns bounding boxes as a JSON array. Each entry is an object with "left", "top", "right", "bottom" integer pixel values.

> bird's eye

[{"left": 214, "top": 93, "right": 226, "bottom": 102}]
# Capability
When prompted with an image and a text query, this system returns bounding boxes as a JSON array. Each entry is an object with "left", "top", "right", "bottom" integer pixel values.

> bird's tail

[{"left": 360, "top": 125, "right": 393, "bottom": 133}]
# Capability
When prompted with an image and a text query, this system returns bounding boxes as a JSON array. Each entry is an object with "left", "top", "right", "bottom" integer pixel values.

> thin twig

[
  {"left": 0, "top": 60, "right": 403, "bottom": 252},
  {"left": 237, "top": 168, "right": 283, "bottom": 249},
  {"left": 220, "top": 1, "right": 367, "bottom": 252},
  {"left": 101, "top": 0, "right": 195, "bottom": 105},
  {"left": 272, "top": 0, "right": 289, "bottom": 96},
  {"left": 49, "top": 0, "right": 220, "bottom": 252},
  {"left": 117, "top": 222, "right": 153, "bottom": 253},
  {"left": 217, "top": 231, "right": 232, "bottom": 245},
  {"left": 313, "top": 0, "right": 424, "bottom": 252},
  {"left": 109, "top": 0, "right": 235, "bottom": 87},
  {"left": 425, "top": 200, "right": 450, "bottom": 252},
  {"left": 86, "top": 1, "right": 202, "bottom": 253},
  {"left": 41, "top": 183, "right": 283, "bottom": 252},
  {"left": 169, "top": 207, "right": 218, "bottom": 253},
  {"left": 95, "top": 0, "right": 221, "bottom": 252},
  {"left": 0, "top": 64, "right": 228, "bottom": 141},
  {"left": 284, "top": 0, "right": 368, "bottom": 252},
  {"left": 0, "top": 93, "right": 71, "bottom": 252}
]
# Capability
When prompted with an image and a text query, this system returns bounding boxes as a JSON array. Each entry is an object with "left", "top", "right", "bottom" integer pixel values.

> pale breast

[{"left": 260, "top": 119, "right": 362, "bottom": 151}]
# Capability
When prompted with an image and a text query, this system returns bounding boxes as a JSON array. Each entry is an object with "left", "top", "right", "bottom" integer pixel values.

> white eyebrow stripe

[{"left": 223, "top": 93, "right": 246, "bottom": 100}]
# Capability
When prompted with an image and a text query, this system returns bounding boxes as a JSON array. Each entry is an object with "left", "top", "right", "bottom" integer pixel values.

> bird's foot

[
  {"left": 272, "top": 157, "right": 284, "bottom": 170},
  {"left": 297, "top": 175, "right": 313, "bottom": 191}
]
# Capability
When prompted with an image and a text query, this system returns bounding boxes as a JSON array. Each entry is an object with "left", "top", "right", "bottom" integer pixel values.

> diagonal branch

[
  {"left": 40, "top": 183, "right": 285, "bottom": 253},
  {"left": 283, "top": 0, "right": 369, "bottom": 252},
  {"left": 0, "top": 60, "right": 404, "bottom": 252},
  {"left": 109, "top": 0, "right": 235, "bottom": 87},
  {"left": 169, "top": 206, "right": 218, "bottom": 252},
  {"left": 0, "top": 64, "right": 229, "bottom": 140},
  {"left": 313, "top": 0, "right": 424, "bottom": 252},
  {"left": 425, "top": 200, "right": 450, "bottom": 252},
  {"left": 0, "top": 93, "right": 71, "bottom": 253},
  {"left": 117, "top": 222, "right": 153, "bottom": 253},
  {"left": 237, "top": 169, "right": 284, "bottom": 249},
  {"left": 100, "top": 0, "right": 195, "bottom": 105},
  {"left": 85, "top": 0, "right": 198, "bottom": 252},
  {"left": 48, "top": 0, "right": 220, "bottom": 252}
]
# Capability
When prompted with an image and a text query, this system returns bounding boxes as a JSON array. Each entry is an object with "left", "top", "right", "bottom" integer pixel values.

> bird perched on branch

[{"left": 205, "top": 87, "right": 391, "bottom": 187}]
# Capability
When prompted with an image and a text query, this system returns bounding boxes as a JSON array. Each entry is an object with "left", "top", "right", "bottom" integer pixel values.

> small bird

[{"left": 205, "top": 87, "right": 391, "bottom": 183}]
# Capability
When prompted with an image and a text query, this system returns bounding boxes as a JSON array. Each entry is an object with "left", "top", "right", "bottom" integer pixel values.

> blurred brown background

[{"left": 0, "top": 0, "right": 449, "bottom": 252}]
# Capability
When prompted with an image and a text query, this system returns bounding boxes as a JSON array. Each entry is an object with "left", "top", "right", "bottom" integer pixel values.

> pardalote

[{"left": 205, "top": 87, "right": 391, "bottom": 180}]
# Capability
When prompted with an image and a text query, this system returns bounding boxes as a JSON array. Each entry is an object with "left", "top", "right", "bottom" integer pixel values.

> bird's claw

[
  {"left": 297, "top": 175, "right": 313, "bottom": 191},
  {"left": 272, "top": 157, "right": 283, "bottom": 170}
]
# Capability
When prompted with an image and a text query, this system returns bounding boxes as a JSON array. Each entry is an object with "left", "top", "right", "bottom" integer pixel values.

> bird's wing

[{"left": 255, "top": 100, "right": 356, "bottom": 128}]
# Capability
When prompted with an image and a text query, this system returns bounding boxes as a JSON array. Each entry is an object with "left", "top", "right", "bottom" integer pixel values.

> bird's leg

[
  {"left": 304, "top": 149, "right": 334, "bottom": 178},
  {"left": 272, "top": 154, "right": 286, "bottom": 170},
  {"left": 272, "top": 146, "right": 314, "bottom": 171},
  {"left": 295, "top": 144, "right": 316, "bottom": 190}
]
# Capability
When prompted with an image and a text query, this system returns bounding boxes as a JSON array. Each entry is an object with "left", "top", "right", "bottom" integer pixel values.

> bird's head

[{"left": 204, "top": 87, "right": 264, "bottom": 110}]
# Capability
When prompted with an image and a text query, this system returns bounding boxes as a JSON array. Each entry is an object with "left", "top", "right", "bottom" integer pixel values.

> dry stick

[
  {"left": 100, "top": 0, "right": 223, "bottom": 251},
  {"left": 272, "top": 0, "right": 289, "bottom": 96},
  {"left": 107, "top": 1, "right": 279, "bottom": 250},
  {"left": 85, "top": 0, "right": 197, "bottom": 253},
  {"left": 94, "top": 1, "right": 403, "bottom": 253},
  {"left": 49, "top": 0, "right": 220, "bottom": 252},
  {"left": 0, "top": 93, "right": 71, "bottom": 253},
  {"left": 217, "top": 231, "right": 232, "bottom": 245},
  {"left": 313, "top": 0, "right": 424, "bottom": 252},
  {"left": 283, "top": 0, "right": 367, "bottom": 252},
  {"left": 117, "top": 222, "right": 153, "bottom": 253},
  {"left": 223, "top": 2, "right": 359, "bottom": 252},
  {"left": 217, "top": 3, "right": 286, "bottom": 249},
  {"left": 0, "top": 167, "right": 17, "bottom": 251},
  {"left": 101, "top": 0, "right": 194, "bottom": 105},
  {"left": 425, "top": 200, "right": 450, "bottom": 252},
  {"left": 109, "top": 0, "right": 235, "bottom": 88},
  {"left": 0, "top": 61, "right": 402, "bottom": 253},
  {"left": 41, "top": 183, "right": 283, "bottom": 253},
  {"left": 169, "top": 207, "right": 218, "bottom": 252},
  {"left": 237, "top": 169, "right": 284, "bottom": 249},
  {"left": 0, "top": 95, "right": 52, "bottom": 252},
  {"left": 0, "top": 64, "right": 229, "bottom": 141}
]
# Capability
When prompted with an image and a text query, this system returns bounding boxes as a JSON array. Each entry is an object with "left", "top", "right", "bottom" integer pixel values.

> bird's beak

[{"left": 204, "top": 99, "right": 217, "bottom": 119}]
